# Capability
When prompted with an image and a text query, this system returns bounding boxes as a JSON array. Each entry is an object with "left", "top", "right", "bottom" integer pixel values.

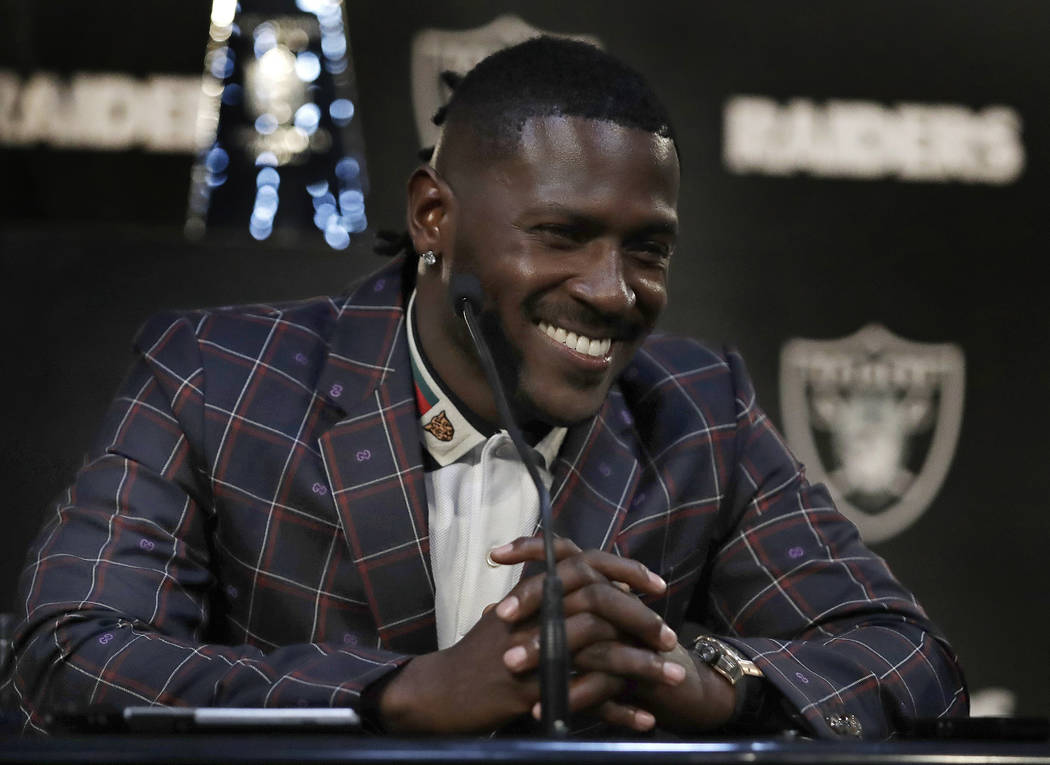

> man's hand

[
  {"left": 378, "top": 536, "right": 735, "bottom": 734},
  {"left": 488, "top": 537, "right": 736, "bottom": 732},
  {"left": 376, "top": 599, "right": 540, "bottom": 734},
  {"left": 628, "top": 641, "right": 737, "bottom": 732},
  {"left": 377, "top": 535, "right": 679, "bottom": 733}
]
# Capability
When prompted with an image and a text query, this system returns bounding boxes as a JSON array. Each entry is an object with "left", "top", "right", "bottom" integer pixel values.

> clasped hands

[{"left": 378, "top": 536, "right": 735, "bottom": 734}]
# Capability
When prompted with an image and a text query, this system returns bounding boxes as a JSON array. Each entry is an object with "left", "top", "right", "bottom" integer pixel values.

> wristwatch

[
  {"left": 692, "top": 635, "right": 765, "bottom": 724},
  {"left": 692, "top": 635, "right": 764, "bottom": 685}
]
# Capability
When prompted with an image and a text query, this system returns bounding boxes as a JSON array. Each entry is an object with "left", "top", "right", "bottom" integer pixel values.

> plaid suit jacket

[{"left": 11, "top": 257, "right": 966, "bottom": 737}]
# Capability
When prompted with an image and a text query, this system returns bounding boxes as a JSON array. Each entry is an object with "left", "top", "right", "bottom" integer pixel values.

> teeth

[{"left": 538, "top": 321, "right": 612, "bottom": 358}]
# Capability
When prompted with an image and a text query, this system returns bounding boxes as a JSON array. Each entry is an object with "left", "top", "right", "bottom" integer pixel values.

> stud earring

[{"left": 421, "top": 250, "right": 438, "bottom": 267}]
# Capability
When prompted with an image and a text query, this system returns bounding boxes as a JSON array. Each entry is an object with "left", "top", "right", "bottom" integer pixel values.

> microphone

[{"left": 449, "top": 273, "right": 570, "bottom": 738}]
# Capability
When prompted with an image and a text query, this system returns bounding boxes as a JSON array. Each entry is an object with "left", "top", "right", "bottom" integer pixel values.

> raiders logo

[
  {"left": 423, "top": 410, "right": 455, "bottom": 442},
  {"left": 780, "top": 324, "right": 964, "bottom": 543},
  {"left": 410, "top": 15, "right": 602, "bottom": 149}
]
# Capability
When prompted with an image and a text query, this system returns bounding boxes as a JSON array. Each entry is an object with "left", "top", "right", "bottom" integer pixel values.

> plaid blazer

[{"left": 11, "top": 257, "right": 966, "bottom": 737}]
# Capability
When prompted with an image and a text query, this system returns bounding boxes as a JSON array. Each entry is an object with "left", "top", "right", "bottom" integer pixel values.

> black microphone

[{"left": 449, "top": 273, "right": 570, "bottom": 738}]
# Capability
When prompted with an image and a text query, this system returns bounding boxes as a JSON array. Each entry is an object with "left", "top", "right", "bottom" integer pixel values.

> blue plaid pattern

[{"left": 10, "top": 257, "right": 966, "bottom": 737}]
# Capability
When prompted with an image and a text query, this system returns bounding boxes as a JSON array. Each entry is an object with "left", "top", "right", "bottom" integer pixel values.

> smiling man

[
  {"left": 11, "top": 37, "right": 966, "bottom": 738},
  {"left": 414, "top": 113, "right": 678, "bottom": 429}
]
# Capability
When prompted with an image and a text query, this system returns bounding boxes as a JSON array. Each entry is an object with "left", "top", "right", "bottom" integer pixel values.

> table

[{"left": 1, "top": 735, "right": 1048, "bottom": 765}]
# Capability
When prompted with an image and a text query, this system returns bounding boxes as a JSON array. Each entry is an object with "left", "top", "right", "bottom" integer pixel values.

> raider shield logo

[
  {"left": 410, "top": 15, "right": 601, "bottom": 149},
  {"left": 780, "top": 325, "right": 964, "bottom": 543}
]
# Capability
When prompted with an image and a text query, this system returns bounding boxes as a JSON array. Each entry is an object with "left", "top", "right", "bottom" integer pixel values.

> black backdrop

[{"left": 1, "top": 0, "right": 1047, "bottom": 717}]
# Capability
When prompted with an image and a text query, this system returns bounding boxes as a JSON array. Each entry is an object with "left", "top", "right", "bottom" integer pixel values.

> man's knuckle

[
  {"left": 568, "top": 557, "right": 600, "bottom": 585},
  {"left": 621, "top": 648, "right": 650, "bottom": 676},
  {"left": 578, "top": 610, "right": 603, "bottom": 635},
  {"left": 588, "top": 641, "right": 610, "bottom": 663},
  {"left": 583, "top": 583, "right": 608, "bottom": 610}
]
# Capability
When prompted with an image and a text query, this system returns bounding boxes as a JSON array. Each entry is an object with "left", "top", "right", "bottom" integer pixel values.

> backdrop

[{"left": 1, "top": 0, "right": 1047, "bottom": 717}]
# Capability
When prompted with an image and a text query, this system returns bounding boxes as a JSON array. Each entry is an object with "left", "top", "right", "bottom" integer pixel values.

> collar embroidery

[
  {"left": 407, "top": 291, "right": 488, "bottom": 466},
  {"left": 406, "top": 291, "right": 566, "bottom": 468}
]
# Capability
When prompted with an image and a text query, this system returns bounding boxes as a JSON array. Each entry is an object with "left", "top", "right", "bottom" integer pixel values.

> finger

[
  {"left": 488, "top": 536, "right": 581, "bottom": 566},
  {"left": 496, "top": 551, "right": 665, "bottom": 622},
  {"left": 502, "top": 610, "right": 620, "bottom": 673},
  {"left": 528, "top": 671, "right": 626, "bottom": 720},
  {"left": 501, "top": 639, "right": 536, "bottom": 674},
  {"left": 563, "top": 583, "right": 677, "bottom": 652},
  {"left": 531, "top": 696, "right": 656, "bottom": 732},
  {"left": 503, "top": 613, "right": 683, "bottom": 680},
  {"left": 561, "top": 551, "right": 667, "bottom": 599},
  {"left": 573, "top": 641, "right": 687, "bottom": 686},
  {"left": 597, "top": 700, "right": 657, "bottom": 732}
]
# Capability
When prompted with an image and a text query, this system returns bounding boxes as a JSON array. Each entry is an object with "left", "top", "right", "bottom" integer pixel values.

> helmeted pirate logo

[
  {"left": 423, "top": 410, "right": 455, "bottom": 442},
  {"left": 409, "top": 15, "right": 602, "bottom": 150},
  {"left": 780, "top": 324, "right": 965, "bottom": 543}
]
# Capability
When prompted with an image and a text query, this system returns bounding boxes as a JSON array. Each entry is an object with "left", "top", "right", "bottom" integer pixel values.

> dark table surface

[{"left": 1, "top": 735, "right": 1049, "bottom": 765}]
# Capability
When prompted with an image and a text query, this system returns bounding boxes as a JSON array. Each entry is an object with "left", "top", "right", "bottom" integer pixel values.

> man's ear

[{"left": 406, "top": 165, "right": 453, "bottom": 255}]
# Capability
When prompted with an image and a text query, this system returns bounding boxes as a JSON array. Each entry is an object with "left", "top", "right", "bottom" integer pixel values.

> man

[{"left": 10, "top": 37, "right": 966, "bottom": 737}]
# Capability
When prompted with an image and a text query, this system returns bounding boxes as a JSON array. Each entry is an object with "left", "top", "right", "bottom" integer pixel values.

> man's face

[{"left": 422, "top": 115, "right": 680, "bottom": 427}]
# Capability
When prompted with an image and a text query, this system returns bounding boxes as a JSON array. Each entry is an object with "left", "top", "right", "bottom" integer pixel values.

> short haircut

[
  {"left": 376, "top": 36, "right": 677, "bottom": 259},
  {"left": 435, "top": 36, "right": 677, "bottom": 160}
]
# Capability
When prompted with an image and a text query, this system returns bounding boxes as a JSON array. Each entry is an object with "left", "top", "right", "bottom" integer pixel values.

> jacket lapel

[
  {"left": 539, "top": 388, "right": 679, "bottom": 621},
  {"left": 316, "top": 260, "right": 438, "bottom": 654},
  {"left": 526, "top": 388, "right": 642, "bottom": 576}
]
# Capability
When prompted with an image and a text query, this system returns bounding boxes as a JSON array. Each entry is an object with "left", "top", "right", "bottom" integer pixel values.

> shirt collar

[
  {"left": 407, "top": 290, "right": 566, "bottom": 468},
  {"left": 532, "top": 423, "right": 568, "bottom": 472}
]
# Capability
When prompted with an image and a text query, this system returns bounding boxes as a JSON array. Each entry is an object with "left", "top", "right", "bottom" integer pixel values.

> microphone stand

[{"left": 451, "top": 277, "right": 571, "bottom": 737}]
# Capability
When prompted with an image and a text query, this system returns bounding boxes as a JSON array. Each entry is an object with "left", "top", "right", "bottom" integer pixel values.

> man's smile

[{"left": 536, "top": 319, "right": 613, "bottom": 359}]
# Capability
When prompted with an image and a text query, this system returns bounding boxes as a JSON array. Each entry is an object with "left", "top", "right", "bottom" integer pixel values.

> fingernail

[
  {"left": 663, "top": 661, "right": 686, "bottom": 684},
  {"left": 648, "top": 571, "right": 667, "bottom": 592},
  {"left": 489, "top": 542, "right": 513, "bottom": 558},
  {"left": 635, "top": 710, "right": 655, "bottom": 729},
  {"left": 532, "top": 702, "right": 541, "bottom": 720},
  {"left": 496, "top": 595, "right": 519, "bottom": 620},
  {"left": 660, "top": 624, "right": 677, "bottom": 648},
  {"left": 503, "top": 645, "right": 527, "bottom": 670}
]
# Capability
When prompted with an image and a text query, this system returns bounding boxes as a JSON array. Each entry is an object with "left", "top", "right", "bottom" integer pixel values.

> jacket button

[{"left": 826, "top": 713, "right": 862, "bottom": 738}]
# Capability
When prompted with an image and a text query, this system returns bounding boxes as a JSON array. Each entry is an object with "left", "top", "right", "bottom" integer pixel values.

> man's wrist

[
  {"left": 691, "top": 636, "right": 765, "bottom": 727},
  {"left": 374, "top": 654, "right": 438, "bottom": 734},
  {"left": 625, "top": 642, "right": 735, "bottom": 733}
]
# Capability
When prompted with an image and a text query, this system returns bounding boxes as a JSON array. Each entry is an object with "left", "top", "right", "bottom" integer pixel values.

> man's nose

[{"left": 568, "top": 241, "right": 636, "bottom": 315}]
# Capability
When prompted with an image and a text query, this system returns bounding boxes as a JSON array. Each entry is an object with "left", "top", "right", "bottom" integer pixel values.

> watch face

[
  {"left": 694, "top": 639, "right": 735, "bottom": 681},
  {"left": 695, "top": 641, "right": 722, "bottom": 665},
  {"left": 695, "top": 637, "right": 764, "bottom": 684}
]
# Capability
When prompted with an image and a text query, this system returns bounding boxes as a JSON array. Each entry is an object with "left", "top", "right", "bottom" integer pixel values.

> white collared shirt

[{"left": 407, "top": 292, "right": 566, "bottom": 649}]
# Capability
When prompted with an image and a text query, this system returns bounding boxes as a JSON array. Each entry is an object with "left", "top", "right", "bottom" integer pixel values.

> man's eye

[
  {"left": 629, "top": 240, "right": 673, "bottom": 259},
  {"left": 535, "top": 225, "right": 584, "bottom": 247}
]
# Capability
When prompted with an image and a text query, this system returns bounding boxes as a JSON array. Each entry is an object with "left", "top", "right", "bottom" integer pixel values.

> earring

[{"left": 421, "top": 250, "right": 438, "bottom": 267}]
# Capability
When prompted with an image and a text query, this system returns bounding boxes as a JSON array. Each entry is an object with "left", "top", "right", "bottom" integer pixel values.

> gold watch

[{"left": 691, "top": 635, "right": 764, "bottom": 686}]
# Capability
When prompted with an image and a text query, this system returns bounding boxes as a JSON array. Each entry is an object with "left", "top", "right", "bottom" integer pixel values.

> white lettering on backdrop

[
  {"left": 0, "top": 70, "right": 201, "bottom": 153},
  {"left": 724, "top": 96, "right": 1024, "bottom": 184}
]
